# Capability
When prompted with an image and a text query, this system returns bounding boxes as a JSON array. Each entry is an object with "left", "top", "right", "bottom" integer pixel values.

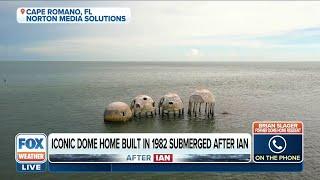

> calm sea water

[{"left": 0, "top": 61, "right": 319, "bottom": 179}]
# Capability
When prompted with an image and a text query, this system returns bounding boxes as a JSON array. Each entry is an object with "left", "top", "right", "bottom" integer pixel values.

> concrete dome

[
  {"left": 158, "top": 93, "right": 184, "bottom": 116},
  {"left": 131, "top": 95, "right": 156, "bottom": 117},
  {"left": 104, "top": 102, "right": 133, "bottom": 122},
  {"left": 188, "top": 89, "right": 215, "bottom": 117}
]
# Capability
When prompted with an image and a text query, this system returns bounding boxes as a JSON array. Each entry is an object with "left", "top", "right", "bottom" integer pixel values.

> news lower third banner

[
  {"left": 48, "top": 133, "right": 251, "bottom": 163},
  {"left": 15, "top": 121, "right": 303, "bottom": 172}
]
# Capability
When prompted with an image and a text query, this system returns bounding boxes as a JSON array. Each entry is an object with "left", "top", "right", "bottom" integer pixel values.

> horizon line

[{"left": 0, "top": 60, "right": 320, "bottom": 63}]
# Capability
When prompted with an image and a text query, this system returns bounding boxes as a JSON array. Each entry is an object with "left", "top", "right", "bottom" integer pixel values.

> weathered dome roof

[
  {"left": 131, "top": 95, "right": 156, "bottom": 115},
  {"left": 134, "top": 95, "right": 153, "bottom": 100},
  {"left": 104, "top": 102, "right": 132, "bottom": 122},
  {"left": 163, "top": 93, "right": 181, "bottom": 99},
  {"left": 190, "top": 89, "right": 215, "bottom": 103},
  {"left": 107, "top": 102, "right": 131, "bottom": 111},
  {"left": 159, "top": 93, "right": 184, "bottom": 112}
]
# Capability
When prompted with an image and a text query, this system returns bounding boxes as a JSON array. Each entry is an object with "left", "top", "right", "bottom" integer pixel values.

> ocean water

[{"left": 0, "top": 61, "right": 319, "bottom": 179}]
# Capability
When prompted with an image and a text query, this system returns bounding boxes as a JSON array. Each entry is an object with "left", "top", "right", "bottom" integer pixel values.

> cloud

[
  {"left": 130, "top": 1, "right": 320, "bottom": 37},
  {"left": 186, "top": 48, "right": 203, "bottom": 59},
  {"left": 2, "top": 1, "right": 320, "bottom": 61},
  {"left": 21, "top": 37, "right": 183, "bottom": 61},
  {"left": 190, "top": 49, "right": 200, "bottom": 56}
]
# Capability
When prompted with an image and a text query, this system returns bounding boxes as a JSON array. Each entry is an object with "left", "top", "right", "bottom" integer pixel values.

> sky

[{"left": 1, "top": 1, "right": 320, "bottom": 61}]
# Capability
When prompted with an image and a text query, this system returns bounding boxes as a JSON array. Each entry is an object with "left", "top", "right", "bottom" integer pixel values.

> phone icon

[
  {"left": 268, "top": 135, "right": 286, "bottom": 154},
  {"left": 272, "top": 139, "right": 283, "bottom": 150}
]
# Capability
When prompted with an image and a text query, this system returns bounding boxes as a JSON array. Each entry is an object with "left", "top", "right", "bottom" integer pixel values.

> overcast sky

[{"left": 1, "top": 1, "right": 320, "bottom": 61}]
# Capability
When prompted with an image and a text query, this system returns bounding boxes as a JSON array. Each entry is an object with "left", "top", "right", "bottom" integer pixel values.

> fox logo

[
  {"left": 19, "top": 138, "right": 44, "bottom": 149},
  {"left": 15, "top": 133, "right": 47, "bottom": 163}
]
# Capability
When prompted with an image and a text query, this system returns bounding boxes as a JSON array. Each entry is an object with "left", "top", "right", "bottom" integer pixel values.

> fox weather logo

[{"left": 15, "top": 133, "right": 47, "bottom": 172}]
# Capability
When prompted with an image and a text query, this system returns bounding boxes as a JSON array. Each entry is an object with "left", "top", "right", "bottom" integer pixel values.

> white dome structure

[
  {"left": 158, "top": 93, "right": 184, "bottom": 116},
  {"left": 104, "top": 102, "right": 133, "bottom": 122},
  {"left": 188, "top": 89, "right": 215, "bottom": 117},
  {"left": 130, "top": 95, "right": 156, "bottom": 117}
]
